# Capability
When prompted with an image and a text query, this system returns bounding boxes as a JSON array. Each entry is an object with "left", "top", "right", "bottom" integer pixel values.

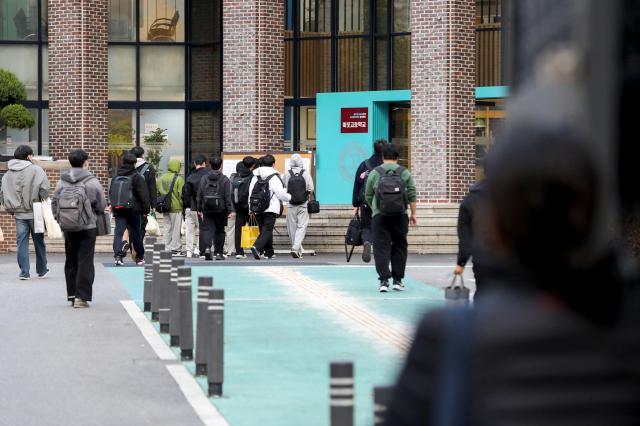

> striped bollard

[
  {"left": 330, "top": 362, "right": 354, "bottom": 426},
  {"left": 143, "top": 236, "right": 157, "bottom": 312},
  {"left": 373, "top": 386, "right": 393, "bottom": 425},
  {"left": 195, "top": 277, "right": 214, "bottom": 376},
  {"left": 177, "top": 266, "right": 194, "bottom": 360},
  {"left": 168, "top": 257, "right": 185, "bottom": 346},
  {"left": 151, "top": 243, "right": 165, "bottom": 321},
  {"left": 207, "top": 288, "right": 225, "bottom": 397},
  {"left": 158, "top": 251, "right": 172, "bottom": 333}
]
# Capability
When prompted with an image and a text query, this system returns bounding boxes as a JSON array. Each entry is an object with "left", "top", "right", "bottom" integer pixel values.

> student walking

[
  {"left": 352, "top": 139, "right": 386, "bottom": 263},
  {"left": 157, "top": 159, "right": 185, "bottom": 255},
  {"left": 248, "top": 154, "right": 291, "bottom": 260},
  {"left": 110, "top": 152, "right": 150, "bottom": 265},
  {"left": 182, "top": 154, "right": 208, "bottom": 258},
  {"left": 197, "top": 156, "right": 233, "bottom": 260},
  {"left": 0, "top": 145, "right": 50, "bottom": 280},
  {"left": 283, "top": 153, "right": 314, "bottom": 259},
  {"left": 365, "top": 143, "right": 417, "bottom": 292},
  {"left": 230, "top": 156, "right": 255, "bottom": 258},
  {"left": 51, "top": 149, "right": 106, "bottom": 308}
]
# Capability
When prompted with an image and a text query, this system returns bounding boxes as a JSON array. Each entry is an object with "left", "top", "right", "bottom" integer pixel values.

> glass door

[{"left": 390, "top": 102, "right": 411, "bottom": 168}]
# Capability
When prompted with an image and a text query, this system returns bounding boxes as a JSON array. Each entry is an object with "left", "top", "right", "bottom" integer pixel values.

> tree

[{"left": 0, "top": 68, "right": 35, "bottom": 132}]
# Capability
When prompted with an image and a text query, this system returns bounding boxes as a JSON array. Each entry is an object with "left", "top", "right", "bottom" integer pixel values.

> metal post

[
  {"left": 169, "top": 257, "right": 185, "bottom": 346},
  {"left": 151, "top": 243, "right": 165, "bottom": 321},
  {"left": 330, "top": 362, "right": 354, "bottom": 426},
  {"left": 373, "top": 386, "right": 393, "bottom": 425},
  {"left": 195, "top": 276, "right": 214, "bottom": 376},
  {"left": 207, "top": 288, "right": 224, "bottom": 397},
  {"left": 158, "top": 250, "right": 172, "bottom": 333},
  {"left": 178, "top": 266, "right": 194, "bottom": 360},
  {"left": 143, "top": 236, "right": 157, "bottom": 312}
]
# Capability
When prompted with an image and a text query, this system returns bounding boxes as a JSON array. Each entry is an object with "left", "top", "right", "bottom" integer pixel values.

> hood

[
  {"left": 8, "top": 159, "right": 32, "bottom": 171},
  {"left": 117, "top": 163, "right": 136, "bottom": 176},
  {"left": 236, "top": 163, "right": 252, "bottom": 177},
  {"left": 135, "top": 158, "right": 147, "bottom": 169},
  {"left": 253, "top": 167, "right": 280, "bottom": 179},
  {"left": 368, "top": 153, "right": 383, "bottom": 167},
  {"left": 167, "top": 159, "right": 181, "bottom": 173},
  {"left": 207, "top": 170, "right": 224, "bottom": 181},
  {"left": 61, "top": 167, "right": 91, "bottom": 183},
  {"left": 290, "top": 154, "right": 304, "bottom": 169}
]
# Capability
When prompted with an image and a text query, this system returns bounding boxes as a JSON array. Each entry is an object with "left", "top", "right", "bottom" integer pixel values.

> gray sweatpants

[
  {"left": 286, "top": 205, "right": 309, "bottom": 251},
  {"left": 184, "top": 209, "right": 199, "bottom": 252},
  {"left": 163, "top": 212, "right": 183, "bottom": 251}
]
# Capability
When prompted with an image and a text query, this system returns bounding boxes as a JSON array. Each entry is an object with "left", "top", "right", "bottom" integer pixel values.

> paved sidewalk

[{"left": 0, "top": 259, "right": 205, "bottom": 426}]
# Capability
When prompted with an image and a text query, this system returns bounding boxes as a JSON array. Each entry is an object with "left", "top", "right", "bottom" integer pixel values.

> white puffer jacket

[{"left": 248, "top": 167, "right": 291, "bottom": 215}]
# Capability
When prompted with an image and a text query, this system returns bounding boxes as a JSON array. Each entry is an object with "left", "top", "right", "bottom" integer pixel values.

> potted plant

[{"left": 0, "top": 68, "right": 35, "bottom": 140}]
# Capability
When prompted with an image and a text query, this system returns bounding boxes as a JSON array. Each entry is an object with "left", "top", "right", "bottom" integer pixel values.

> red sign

[{"left": 341, "top": 108, "right": 369, "bottom": 133}]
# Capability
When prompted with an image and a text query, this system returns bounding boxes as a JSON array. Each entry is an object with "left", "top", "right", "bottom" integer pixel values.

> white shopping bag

[
  {"left": 146, "top": 214, "right": 160, "bottom": 236},
  {"left": 33, "top": 202, "right": 45, "bottom": 234},
  {"left": 42, "top": 198, "right": 63, "bottom": 239}
]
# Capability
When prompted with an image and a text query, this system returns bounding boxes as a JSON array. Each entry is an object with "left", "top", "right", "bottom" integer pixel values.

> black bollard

[
  {"left": 168, "top": 257, "right": 185, "bottom": 346},
  {"left": 373, "top": 386, "right": 394, "bottom": 425},
  {"left": 151, "top": 243, "right": 165, "bottom": 321},
  {"left": 143, "top": 236, "right": 157, "bottom": 312},
  {"left": 177, "top": 266, "right": 194, "bottom": 360},
  {"left": 195, "top": 277, "right": 214, "bottom": 376},
  {"left": 207, "top": 288, "right": 224, "bottom": 397},
  {"left": 158, "top": 250, "right": 172, "bottom": 333},
  {"left": 330, "top": 362, "right": 354, "bottom": 426}
]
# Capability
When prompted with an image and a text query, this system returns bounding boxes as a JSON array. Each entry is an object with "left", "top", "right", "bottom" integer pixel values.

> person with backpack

[
  {"left": 110, "top": 152, "right": 150, "bottom": 266},
  {"left": 51, "top": 149, "right": 106, "bottom": 308},
  {"left": 365, "top": 143, "right": 417, "bottom": 292},
  {"left": 156, "top": 159, "right": 185, "bottom": 256},
  {"left": 230, "top": 156, "right": 256, "bottom": 259},
  {"left": 196, "top": 156, "right": 233, "bottom": 260},
  {"left": 248, "top": 154, "right": 291, "bottom": 260},
  {"left": 283, "top": 153, "right": 314, "bottom": 259},
  {"left": 0, "top": 145, "right": 50, "bottom": 280},
  {"left": 352, "top": 139, "right": 386, "bottom": 263},
  {"left": 182, "top": 154, "right": 209, "bottom": 258}
]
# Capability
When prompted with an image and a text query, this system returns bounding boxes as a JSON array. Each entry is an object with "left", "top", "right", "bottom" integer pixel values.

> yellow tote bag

[{"left": 241, "top": 214, "right": 260, "bottom": 249}]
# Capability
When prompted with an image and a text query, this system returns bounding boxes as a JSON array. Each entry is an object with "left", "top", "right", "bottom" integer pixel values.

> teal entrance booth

[{"left": 316, "top": 90, "right": 411, "bottom": 205}]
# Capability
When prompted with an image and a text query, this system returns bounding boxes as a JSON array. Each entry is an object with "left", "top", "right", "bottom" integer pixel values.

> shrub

[{"left": 0, "top": 104, "right": 34, "bottom": 129}]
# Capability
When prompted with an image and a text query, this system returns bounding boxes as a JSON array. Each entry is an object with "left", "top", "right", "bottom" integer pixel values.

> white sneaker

[
  {"left": 194, "top": 248, "right": 200, "bottom": 257},
  {"left": 379, "top": 281, "right": 389, "bottom": 293},
  {"left": 186, "top": 250, "right": 193, "bottom": 258},
  {"left": 392, "top": 281, "right": 405, "bottom": 291},
  {"left": 236, "top": 254, "right": 247, "bottom": 259}
]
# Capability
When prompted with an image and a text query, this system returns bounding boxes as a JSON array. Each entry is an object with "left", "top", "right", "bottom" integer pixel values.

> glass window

[
  {"left": 190, "top": 45, "right": 220, "bottom": 101},
  {"left": 190, "top": 0, "right": 219, "bottom": 42},
  {"left": 392, "top": 35, "right": 410, "bottom": 89},
  {"left": 393, "top": 0, "right": 410, "bottom": 32},
  {"left": 109, "top": 0, "right": 135, "bottom": 41},
  {"left": 0, "top": 0, "right": 38, "bottom": 40},
  {"left": 140, "top": 109, "right": 185, "bottom": 174},
  {"left": 285, "top": 40, "right": 294, "bottom": 98},
  {"left": 140, "top": 0, "right": 185, "bottom": 42},
  {"left": 0, "top": 108, "right": 37, "bottom": 155},
  {"left": 299, "top": 0, "right": 330, "bottom": 36},
  {"left": 375, "top": 0, "right": 387, "bottom": 34},
  {"left": 299, "top": 38, "right": 331, "bottom": 97},
  {"left": 284, "top": 106, "right": 293, "bottom": 151},
  {"left": 338, "top": 0, "right": 369, "bottom": 35},
  {"left": 41, "top": 108, "right": 48, "bottom": 155},
  {"left": 375, "top": 38, "right": 387, "bottom": 90},
  {"left": 285, "top": 0, "right": 294, "bottom": 31},
  {"left": 42, "top": 45, "right": 48, "bottom": 100},
  {"left": 299, "top": 106, "right": 316, "bottom": 151},
  {"left": 190, "top": 110, "right": 220, "bottom": 161},
  {"left": 0, "top": 45, "right": 38, "bottom": 99},
  {"left": 108, "top": 46, "right": 136, "bottom": 101},
  {"left": 390, "top": 103, "right": 410, "bottom": 167},
  {"left": 41, "top": 0, "right": 47, "bottom": 40},
  {"left": 108, "top": 109, "right": 136, "bottom": 177},
  {"left": 140, "top": 46, "right": 185, "bottom": 101},
  {"left": 475, "top": 100, "right": 504, "bottom": 180},
  {"left": 337, "top": 38, "right": 369, "bottom": 92}
]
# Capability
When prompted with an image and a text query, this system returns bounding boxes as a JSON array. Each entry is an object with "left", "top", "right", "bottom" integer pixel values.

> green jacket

[
  {"left": 157, "top": 159, "right": 185, "bottom": 213},
  {"left": 365, "top": 163, "right": 417, "bottom": 217}
]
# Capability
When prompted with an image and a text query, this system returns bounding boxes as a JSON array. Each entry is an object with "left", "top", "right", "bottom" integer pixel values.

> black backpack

[
  {"left": 203, "top": 175, "right": 226, "bottom": 213},
  {"left": 358, "top": 159, "right": 373, "bottom": 205},
  {"left": 109, "top": 175, "right": 135, "bottom": 212},
  {"left": 375, "top": 166, "right": 408, "bottom": 215},
  {"left": 287, "top": 169, "right": 308, "bottom": 205},
  {"left": 231, "top": 173, "right": 252, "bottom": 210},
  {"left": 249, "top": 173, "right": 277, "bottom": 214},
  {"left": 344, "top": 213, "right": 363, "bottom": 262}
]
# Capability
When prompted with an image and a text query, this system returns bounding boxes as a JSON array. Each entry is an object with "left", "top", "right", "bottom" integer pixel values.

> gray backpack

[{"left": 56, "top": 176, "right": 96, "bottom": 232}]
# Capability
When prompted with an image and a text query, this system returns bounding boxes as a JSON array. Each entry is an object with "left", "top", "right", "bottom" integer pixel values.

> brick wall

[
  {"left": 411, "top": 0, "right": 475, "bottom": 203},
  {"left": 48, "top": 0, "right": 109, "bottom": 190},
  {"left": 223, "top": 0, "right": 284, "bottom": 152}
]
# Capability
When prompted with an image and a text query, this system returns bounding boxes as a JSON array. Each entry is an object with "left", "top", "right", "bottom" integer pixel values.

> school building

[{"left": 0, "top": 0, "right": 505, "bottom": 253}]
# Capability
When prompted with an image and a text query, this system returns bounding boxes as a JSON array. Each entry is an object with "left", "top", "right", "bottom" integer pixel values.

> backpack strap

[
  {"left": 166, "top": 173, "right": 178, "bottom": 197},
  {"left": 137, "top": 163, "right": 150, "bottom": 178},
  {"left": 375, "top": 166, "right": 387, "bottom": 176}
]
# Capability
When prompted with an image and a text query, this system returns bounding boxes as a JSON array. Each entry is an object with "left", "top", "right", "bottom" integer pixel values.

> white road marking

[
  {"left": 120, "top": 300, "right": 176, "bottom": 361},
  {"left": 166, "top": 364, "right": 230, "bottom": 426}
]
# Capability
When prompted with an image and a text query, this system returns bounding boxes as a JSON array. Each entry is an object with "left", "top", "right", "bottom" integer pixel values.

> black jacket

[
  {"left": 135, "top": 161, "right": 157, "bottom": 212},
  {"left": 352, "top": 153, "right": 383, "bottom": 207},
  {"left": 113, "top": 164, "right": 151, "bottom": 215},
  {"left": 196, "top": 170, "right": 234, "bottom": 214},
  {"left": 182, "top": 166, "right": 209, "bottom": 210},
  {"left": 456, "top": 179, "right": 488, "bottom": 267},
  {"left": 231, "top": 163, "right": 253, "bottom": 209}
]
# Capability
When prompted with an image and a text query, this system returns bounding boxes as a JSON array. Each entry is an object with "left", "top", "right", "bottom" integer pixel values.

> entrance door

[{"left": 390, "top": 103, "right": 411, "bottom": 168}]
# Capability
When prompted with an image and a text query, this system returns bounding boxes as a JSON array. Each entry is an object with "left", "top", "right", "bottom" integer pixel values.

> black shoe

[
  {"left": 204, "top": 249, "right": 213, "bottom": 261},
  {"left": 250, "top": 247, "right": 261, "bottom": 260},
  {"left": 362, "top": 242, "right": 372, "bottom": 263},
  {"left": 215, "top": 253, "right": 225, "bottom": 261},
  {"left": 392, "top": 280, "right": 405, "bottom": 291},
  {"left": 121, "top": 240, "right": 130, "bottom": 254}
]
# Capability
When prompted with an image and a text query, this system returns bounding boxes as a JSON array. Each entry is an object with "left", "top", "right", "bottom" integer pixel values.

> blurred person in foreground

[{"left": 384, "top": 125, "right": 640, "bottom": 425}]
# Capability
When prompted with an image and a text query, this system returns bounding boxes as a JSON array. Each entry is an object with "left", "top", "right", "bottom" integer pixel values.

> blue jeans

[{"left": 16, "top": 218, "right": 48, "bottom": 278}]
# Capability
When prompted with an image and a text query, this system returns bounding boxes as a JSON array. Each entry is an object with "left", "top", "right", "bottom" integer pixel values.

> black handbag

[
  {"left": 444, "top": 275, "right": 470, "bottom": 305},
  {"left": 156, "top": 174, "right": 178, "bottom": 214},
  {"left": 307, "top": 192, "right": 320, "bottom": 214},
  {"left": 344, "top": 213, "right": 363, "bottom": 262},
  {"left": 96, "top": 210, "right": 112, "bottom": 236}
]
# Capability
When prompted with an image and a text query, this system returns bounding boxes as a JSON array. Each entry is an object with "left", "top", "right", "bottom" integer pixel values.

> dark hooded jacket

[
  {"left": 196, "top": 170, "right": 234, "bottom": 214},
  {"left": 112, "top": 163, "right": 151, "bottom": 215},
  {"left": 457, "top": 179, "right": 489, "bottom": 268},
  {"left": 52, "top": 167, "right": 107, "bottom": 230},
  {"left": 352, "top": 153, "right": 383, "bottom": 207},
  {"left": 182, "top": 166, "right": 210, "bottom": 210}
]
